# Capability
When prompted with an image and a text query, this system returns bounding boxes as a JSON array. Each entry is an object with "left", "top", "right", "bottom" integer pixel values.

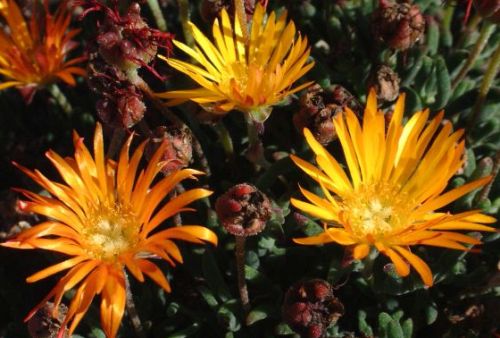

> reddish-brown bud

[
  {"left": 368, "top": 65, "right": 400, "bottom": 102},
  {"left": 79, "top": 1, "right": 173, "bottom": 76},
  {"left": 215, "top": 183, "right": 271, "bottom": 237},
  {"left": 373, "top": 0, "right": 425, "bottom": 51},
  {"left": 0, "top": 191, "right": 33, "bottom": 240},
  {"left": 27, "top": 302, "right": 68, "bottom": 338},
  {"left": 307, "top": 324, "right": 324, "bottom": 338},
  {"left": 283, "top": 279, "right": 344, "bottom": 338},
  {"left": 293, "top": 84, "right": 362, "bottom": 145},
  {"left": 146, "top": 125, "right": 194, "bottom": 174},
  {"left": 88, "top": 55, "right": 146, "bottom": 129},
  {"left": 474, "top": 0, "right": 500, "bottom": 23}
]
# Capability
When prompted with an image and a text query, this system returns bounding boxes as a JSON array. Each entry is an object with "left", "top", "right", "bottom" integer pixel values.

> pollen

[
  {"left": 342, "top": 183, "right": 412, "bottom": 239},
  {"left": 84, "top": 206, "right": 139, "bottom": 261}
]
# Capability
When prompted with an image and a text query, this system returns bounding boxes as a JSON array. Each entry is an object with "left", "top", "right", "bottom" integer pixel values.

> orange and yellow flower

[
  {"left": 2, "top": 123, "right": 217, "bottom": 338},
  {"left": 291, "top": 90, "right": 496, "bottom": 286},
  {"left": 0, "top": 0, "right": 85, "bottom": 95},
  {"left": 156, "top": 3, "right": 314, "bottom": 122}
]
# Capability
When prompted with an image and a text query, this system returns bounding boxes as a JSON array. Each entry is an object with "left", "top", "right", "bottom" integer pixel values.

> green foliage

[{"left": 0, "top": 0, "right": 498, "bottom": 338}]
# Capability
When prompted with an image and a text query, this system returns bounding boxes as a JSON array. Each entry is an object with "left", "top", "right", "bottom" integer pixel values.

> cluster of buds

[
  {"left": 200, "top": 0, "right": 268, "bottom": 23},
  {"left": 367, "top": 64, "right": 401, "bottom": 102},
  {"left": 146, "top": 125, "right": 194, "bottom": 175},
  {"left": 372, "top": 0, "right": 425, "bottom": 51},
  {"left": 282, "top": 279, "right": 344, "bottom": 338},
  {"left": 78, "top": 0, "right": 174, "bottom": 129},
  {"left": 215, "top": 184, "right": 272, "bottom": 237},
  {"left": 77, "top": 0, "right": 173, "bottom": 75},
  {"left": 293, "top": 84, "right": 362, "bottom": 145},
  {"left": 87, "top": 55, "right": 146, "bottom": 129}
]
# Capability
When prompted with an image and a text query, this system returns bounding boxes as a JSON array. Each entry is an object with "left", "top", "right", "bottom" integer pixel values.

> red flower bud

[
  {"left": 367, "top": 65, "right": 401, "bottom": 102},
  {"left": 146, "top": 126, "right": 194, "bottom": 175},
  {"left": 215, "top": 184, "right": 271, "bottom": 237},
  {"left": 88, "top": 55, "right": 146, "bottom": 129},
  {"left": 373, "top": 0, "right": 425, "bottom": 51},
  {"left": 294, "top": 85, "right": 362, "bottom": 145},
  {"left": 78, "top": 1, "right": 173, "bottom": 77},
  {"left": 283, "top": 279, "right": 344, "bottom": 338}
]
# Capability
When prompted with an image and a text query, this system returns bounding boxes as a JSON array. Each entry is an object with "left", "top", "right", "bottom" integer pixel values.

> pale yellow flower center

[
  {"left": 341, "top": 183, "right": 413, "bottom": 239},
  {"left": 83, "top": 204, "right": 139, "bottom": 261}
]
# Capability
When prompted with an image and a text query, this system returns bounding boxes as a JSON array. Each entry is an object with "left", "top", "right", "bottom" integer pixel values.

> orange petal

[
  {"left": 293, "top": 228, "right": 356, "bottom": 246},
  {"left": 100, "top": 269, "right": 126, "bottom": 338},
  {"left": 393, "top": 246, "right": 433, "bottom": 286},
  {"left": 382, "top": 247, "right": 410, "bottom": 277},
  {"left": 352, "top": 243, "right": 370, "bottom": 260},
  {"left": 137, "top": 259, "right": 172, "bottom": 293}
]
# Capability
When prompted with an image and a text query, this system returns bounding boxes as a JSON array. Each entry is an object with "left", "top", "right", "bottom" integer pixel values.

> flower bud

[
  {"left": 79, "top": 1, "right": 173, "bottom": 74},
  {"left": 87, "top": 55, "right": 146, "bottom": 129},
  {"left": 27, "top": 302, "right": 68, "bottom": 338},
  {"left": 293, "top": 84, "right": 362, "bottom": 145},
  {"left": 215, "top": 183, "right": 271, "bottom": 237},
  {"left": 146, "top": 125, "right": 194, "bottom": 175},
  {"left": 474, "top": 0, "right": 500, "bottom": 23},
  {"left": 372, "top": 0, "right": 425, "bottom": 51},
  {"left": 368, "top": 65, "right": 400, "bottom": 102},
  {"left": 283, "top": 279, "right": 344, "bottom": 338}
]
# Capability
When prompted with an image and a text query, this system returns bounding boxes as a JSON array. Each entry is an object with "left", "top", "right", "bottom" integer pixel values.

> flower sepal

[{"left": 248, "top": 106, "right": 273, "bottom": 123}]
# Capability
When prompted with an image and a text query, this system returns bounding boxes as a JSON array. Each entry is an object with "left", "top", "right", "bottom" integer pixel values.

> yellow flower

[
  {"left": 291, "top": 90, "right": 497, "bottom": 287},
  {"left": 156, "top": 3, "right": 314, "bottom": 122},
  {"left": 0, "top": 0, "right": 85, "bottom": 94},
  {"left": 2, "top": 123, "right": 217, "bottom": 338}
]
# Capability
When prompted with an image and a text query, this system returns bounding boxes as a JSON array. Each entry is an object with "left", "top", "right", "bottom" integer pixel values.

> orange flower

[
  {"left": 2, "top": 123, "right": 217, "bottom": 338},
  {"left": 291, "top": 90, "right": 497, "bottom": 286},
  {"left": 0, "top": 0, "right": 85, "bottom": 96}
]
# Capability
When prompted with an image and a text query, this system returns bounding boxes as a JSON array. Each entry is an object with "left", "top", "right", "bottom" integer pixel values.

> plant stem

[
  {"left": 178, "top": 0, "right": 194, "bottom": 47},
  {"left": 245, "top": 116, "right": 270, "bottom": 167},
  {"left": 467, "top": 41, "right": 500, "bottom": 130},
  {"left": 234, "top": 0, "right": 249, "bottom": 42},
  {"left": 477, "top": 149, "right": 500, "bottom": 204},
  {"left": 451, "top": 22, "right": 495, "bottom": 91},
  {"left": 125, "top": 273, "right": 146, "bottom": 338},
  {"left": 173, "top": 184, "right": 185, "bottom": 226},
  {"left": 147, "top": 0, "right": 167, "bottom": 31},
  {"left": 457, "top": 14, "right": 481, "bottom": 48},
  {"left": 106, "top": 128, "right": 125, "bottom": 159},
  {"left": 213, "top": 122, "right": 234, "bottom": 157},
  {"left": 48, "top": 84, "right": 72, "bottom": 116},
  {"left": 235, "top": 235, "right": 250, "bottom": 315}
]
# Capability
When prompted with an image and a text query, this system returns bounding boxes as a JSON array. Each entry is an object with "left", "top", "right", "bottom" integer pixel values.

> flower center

[
  {"left": 341, "top": 183, "right": 412, "bottom": 239},
  {"left": 83, "top": 205, "right": 139, "bottom": 261},
  {"left": 223, "top": 62, "right": 266, "bottom": 106}
]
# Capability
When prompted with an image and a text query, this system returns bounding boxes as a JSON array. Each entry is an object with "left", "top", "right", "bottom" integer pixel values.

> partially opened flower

[
  {"left": 2, "top": 123, "right": 217, "bottom": 338},
  {"left": 0, "top": 0, "right": 85, "bottom": 100},
  {"left": 291, "top": 89, "right": 496, "bottom": 287},
  {"left": 156, "top": 3, "right": 314, "bottom": 122}
]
